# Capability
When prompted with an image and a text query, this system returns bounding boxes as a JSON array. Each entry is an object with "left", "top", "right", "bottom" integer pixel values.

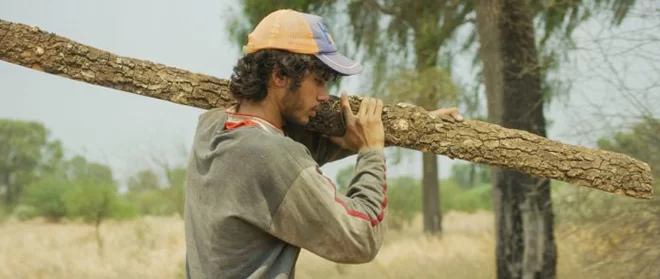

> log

[{"left": 0, "top": 18, "right": 654, "bottom": 200}]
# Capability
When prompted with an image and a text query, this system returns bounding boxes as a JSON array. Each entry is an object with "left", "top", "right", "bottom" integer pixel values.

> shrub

[
  {"left": 21, "top": 177, "right": 70, "bottom": 222},
  {"left": 441, "top": 180, "right": 492, "bottom": 213}
]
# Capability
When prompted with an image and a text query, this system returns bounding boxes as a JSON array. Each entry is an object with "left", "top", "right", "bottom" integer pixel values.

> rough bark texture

[
  {"left": 0, "top": 18, "right": 654, "bottom": 200},
  {"left": 477, "top": 0, "right": 556, "bottom": 278}
]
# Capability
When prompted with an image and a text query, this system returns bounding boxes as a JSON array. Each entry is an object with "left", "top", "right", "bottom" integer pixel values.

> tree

[
  {"left": 152, "top": 158, "right": 188, "bottom": 218},
  {"left": 127, "top": 169, "right": 160, "bottom": 193},
  {"left": 0, "top": 18, "right": 652, "bottom": 201},
  {"left": 64, "top": 179, "right": 123, "bottom": 254},
  {"left": 475, "top": 0, "right": 561, "bottom": 277},
  {"left": 21, "top": 175, "right": 70, "bottom": 222},
  {"left": 0, "top": 119, "right": 63, "bottom": 209},
  {"left": 162, "top": 167, "right": 186, "bottom": 218},
  {"left": 61, "top": 155, "right": 133, "bottom": 254},
  {"left": 473, "top": 0, "right": 640, "bottom": 277}
]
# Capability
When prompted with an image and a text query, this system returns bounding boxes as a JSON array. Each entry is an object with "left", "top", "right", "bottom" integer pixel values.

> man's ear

[{"left": 270, "top": 67, "right": 289, "bottom": 88}]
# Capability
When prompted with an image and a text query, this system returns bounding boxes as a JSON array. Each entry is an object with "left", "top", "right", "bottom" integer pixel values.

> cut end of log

[{"left": 613, "top": 187, "right": 654, "bottom": 200}]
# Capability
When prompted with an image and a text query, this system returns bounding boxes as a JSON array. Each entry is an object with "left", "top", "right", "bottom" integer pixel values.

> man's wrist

[{"left": 358, "top": 146, "right": 384, "bottom": 153}]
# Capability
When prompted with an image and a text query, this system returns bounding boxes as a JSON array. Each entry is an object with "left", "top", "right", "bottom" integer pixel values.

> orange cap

[{"left": 244, "top": 9, "right": 362, "bottom": 75}]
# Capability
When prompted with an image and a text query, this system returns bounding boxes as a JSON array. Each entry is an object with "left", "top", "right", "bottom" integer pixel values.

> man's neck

[{"left": 235, "top": 99, "right": 284, "bottom": 128}]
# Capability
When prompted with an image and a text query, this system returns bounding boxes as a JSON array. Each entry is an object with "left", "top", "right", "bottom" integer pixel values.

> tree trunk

[
  {"left": 477, "top": 0, "right": 556, "bottom": 278},
  {"left": 3, "top": 173, "right": 12, "bottom": 208},
  {"left": 95, "top": 219, "right": 104, "bottom": 257},
  {"left": 413, "top": 12, "right": 444, "bottom": 235},
  {"left": 422, "top": 152, "right": 441, "bottom": 233},
  {"left": 0, "top": 18, "right": 653, "bottom": 200}
]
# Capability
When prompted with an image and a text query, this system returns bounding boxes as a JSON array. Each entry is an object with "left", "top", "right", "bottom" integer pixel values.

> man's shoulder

[
  {"left": 240, "top": 129, "right": 313, "bottom": 160},
  {"left": 193, "top": 108, "right": 315, "bottom": 164}
]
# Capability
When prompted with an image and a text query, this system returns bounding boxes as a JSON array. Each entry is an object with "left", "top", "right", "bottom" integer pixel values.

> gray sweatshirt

[{"left": 184, "top": 107, "right": 388, "bottom": 279}]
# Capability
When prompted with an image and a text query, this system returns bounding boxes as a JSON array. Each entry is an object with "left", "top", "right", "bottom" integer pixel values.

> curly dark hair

[{"left": 229, "top": 49, "right": 340, "bottom": 102}]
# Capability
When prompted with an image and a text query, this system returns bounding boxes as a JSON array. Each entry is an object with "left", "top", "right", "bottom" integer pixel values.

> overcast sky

[{"left": 1, "top": 0, "right": 657, "bottom": 185}]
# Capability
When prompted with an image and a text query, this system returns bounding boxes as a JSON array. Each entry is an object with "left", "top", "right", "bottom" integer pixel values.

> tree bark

[
  {"left": 477, "top": 0, "right": 556, "bottom": 278},
  {"left": 0, "top": 18, "right": 654, "bottom": 200},
  {"left": 422, "top": 152, "right": 441, "bottom": 232},
  {"left": 413, "top": 11, "right": 444, "bottom": 235},
  {"left": 2, "top": 173, "right": 11, "bottom": 208}
]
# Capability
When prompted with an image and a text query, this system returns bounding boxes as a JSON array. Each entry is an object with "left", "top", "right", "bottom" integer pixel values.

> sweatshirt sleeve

[
  {"left": 283, "top": 124, "right": 355, "bottom": 166},
  {"left": 267, "top": 148, "right": 387, "bottom": 264}
]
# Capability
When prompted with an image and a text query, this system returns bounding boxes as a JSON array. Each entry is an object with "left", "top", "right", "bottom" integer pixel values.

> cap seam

[
  {"left": 296, "top": 11, "right": 318, "bottom": 54},
  {"left": 318, "top": 54, "right": 360, "bottom": 69}
]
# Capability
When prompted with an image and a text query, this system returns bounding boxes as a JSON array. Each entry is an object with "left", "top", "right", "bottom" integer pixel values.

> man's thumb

[
  {"left": 340, "top": 92, "right": 353, "bottom": 119},
  {"left": 328, "top": 136, "right": 344, "bottom": 148}
]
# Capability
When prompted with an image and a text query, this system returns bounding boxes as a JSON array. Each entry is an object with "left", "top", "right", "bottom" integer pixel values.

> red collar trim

[{"left": 225, "top": 107, "right": 284, "bottom": 134}]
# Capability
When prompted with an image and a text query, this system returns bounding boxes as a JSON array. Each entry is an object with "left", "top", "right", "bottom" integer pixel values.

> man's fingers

[
  {"left": 430, "top": 107, "right": 457, "bottom": 116},
  {"left": 340, "top": 92, "right": 354, "bottom": 119},
  {"left": 357, "top": 97, "right": 368, "bottom": 118},
  {"left": 328, "top": 136, "right": 345, "bottom": 148},
  {"left": 451, "top": 111, "right": 464, "bottom": 121},
  {"left": 429, "top": 107, "right": 464, "bottom": 121},
  {"left": 375, "top": 99, "right": 383, "bottom": 118},
  {"left": 364, "top": 98, "right": 375, "bottom": 117}
]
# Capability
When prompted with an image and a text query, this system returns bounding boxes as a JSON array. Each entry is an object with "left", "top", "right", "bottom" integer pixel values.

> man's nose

[{"left": 317, "top": 90, "right": 330, "bottom": 102}]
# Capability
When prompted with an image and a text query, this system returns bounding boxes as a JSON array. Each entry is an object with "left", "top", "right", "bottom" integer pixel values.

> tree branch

[
  {"left": 0, "top": 18, "right": 654, "bottom": 200},
  {"left": 363, "top": 0, "right": 399, "bottom": 17}
]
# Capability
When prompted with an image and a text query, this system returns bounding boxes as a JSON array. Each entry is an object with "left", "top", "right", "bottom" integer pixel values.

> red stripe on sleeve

[{"left": 320, "top": 170, "right": 387, "bottom": 227}]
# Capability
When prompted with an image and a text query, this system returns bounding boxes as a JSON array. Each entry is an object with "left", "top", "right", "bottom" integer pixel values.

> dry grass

[
  {"left": 0, "top": 211, "right": 655, "bottom": 278},
  {"left": 0, "top": 216, "right": 187, "bottom": 279},
  {"left": 295, "top": 211, "right": 496, "bottom": 279}
]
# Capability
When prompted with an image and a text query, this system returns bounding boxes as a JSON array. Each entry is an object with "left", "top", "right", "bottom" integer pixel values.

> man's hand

[
  {"left": 329, "top": 92, "right": 385, "bottom": 153},
  {"left": 328, "top": 94, "right": 463, "bottom": 152},
  {"left": 429, "top": 107, "right": 464, "bottom": 121}
]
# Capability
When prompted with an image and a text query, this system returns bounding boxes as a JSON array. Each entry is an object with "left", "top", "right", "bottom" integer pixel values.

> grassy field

[{"left": 0, "top": 211, "right": 653, "bottom": 278}]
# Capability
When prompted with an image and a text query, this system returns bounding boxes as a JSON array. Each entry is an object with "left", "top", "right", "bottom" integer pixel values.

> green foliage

[
  {"left": 342, "top": 1, "right": 473, "bottom": 96},
  {"left": 380, "top": 176, "right": 492, "bottom": 230},
  {"left": 386, "top": 176, "right": 422, "bottom": 229},
  {"left": 11, "top": 204, "right": 37, "bottom": 221},
  {"left": 130, "top": 189, "right": 178, "bottom": 216},
  {"left": 125, "top": 167, "right": 186, "bottom": 217},
  {"left": 440, "top": 180, "right": 492, "bottom": 214},
  {"left": 0, "top": 206, "right": 7, "bottom": 223},
  {"left": 21, "top": 176, "right": 70, "bottom": 222},
  {"left": 597, "top": 117, "right": 660, "bottom": 179},
  {"left": 128, "top": 169, "right": 161, "bottom": 193},
  {"left": 532, "top": 0, "right": 636, "bottom": 46},
  {"left": 334, "top": 165, "right": 354, "bottom": 193},
  {"left": 383, "top": 66, "right": 458, "bottom": 108},
  {"left": 0, "top": 119, "right": 63, "bottom": 208},
  {"left": 163, "top": 168, "right": 186, "bottom": 218},
  {"left": 450, "top": 162, "right": 491, "bottom": 189},
  {"left": 0, "top": 119, "right": 186, "bottom": 222},
  {"left": 63, "top": 180, "right": 133, "bottom": 224},
  {"left": 67, "top": 155, "right": 114, "bottom": 184}
]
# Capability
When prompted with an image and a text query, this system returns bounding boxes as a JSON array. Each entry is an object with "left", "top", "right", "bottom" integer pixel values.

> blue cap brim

[{"left": 316, "top": 53, "right": 363, "bottom": 76}]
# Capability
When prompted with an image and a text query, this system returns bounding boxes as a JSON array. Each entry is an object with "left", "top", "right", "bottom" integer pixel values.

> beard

[{"left": 281, "top": 87, "right": 312, "bottom": 126}]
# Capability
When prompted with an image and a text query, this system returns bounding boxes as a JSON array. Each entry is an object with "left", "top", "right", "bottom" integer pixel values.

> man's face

[{"left": 280, "top": 73, "right": 330, "bottom": 126}]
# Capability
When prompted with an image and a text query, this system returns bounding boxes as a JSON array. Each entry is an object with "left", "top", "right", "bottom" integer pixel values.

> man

[{"left": 184, "top": 9, "right": 463, "bottom": 278}]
